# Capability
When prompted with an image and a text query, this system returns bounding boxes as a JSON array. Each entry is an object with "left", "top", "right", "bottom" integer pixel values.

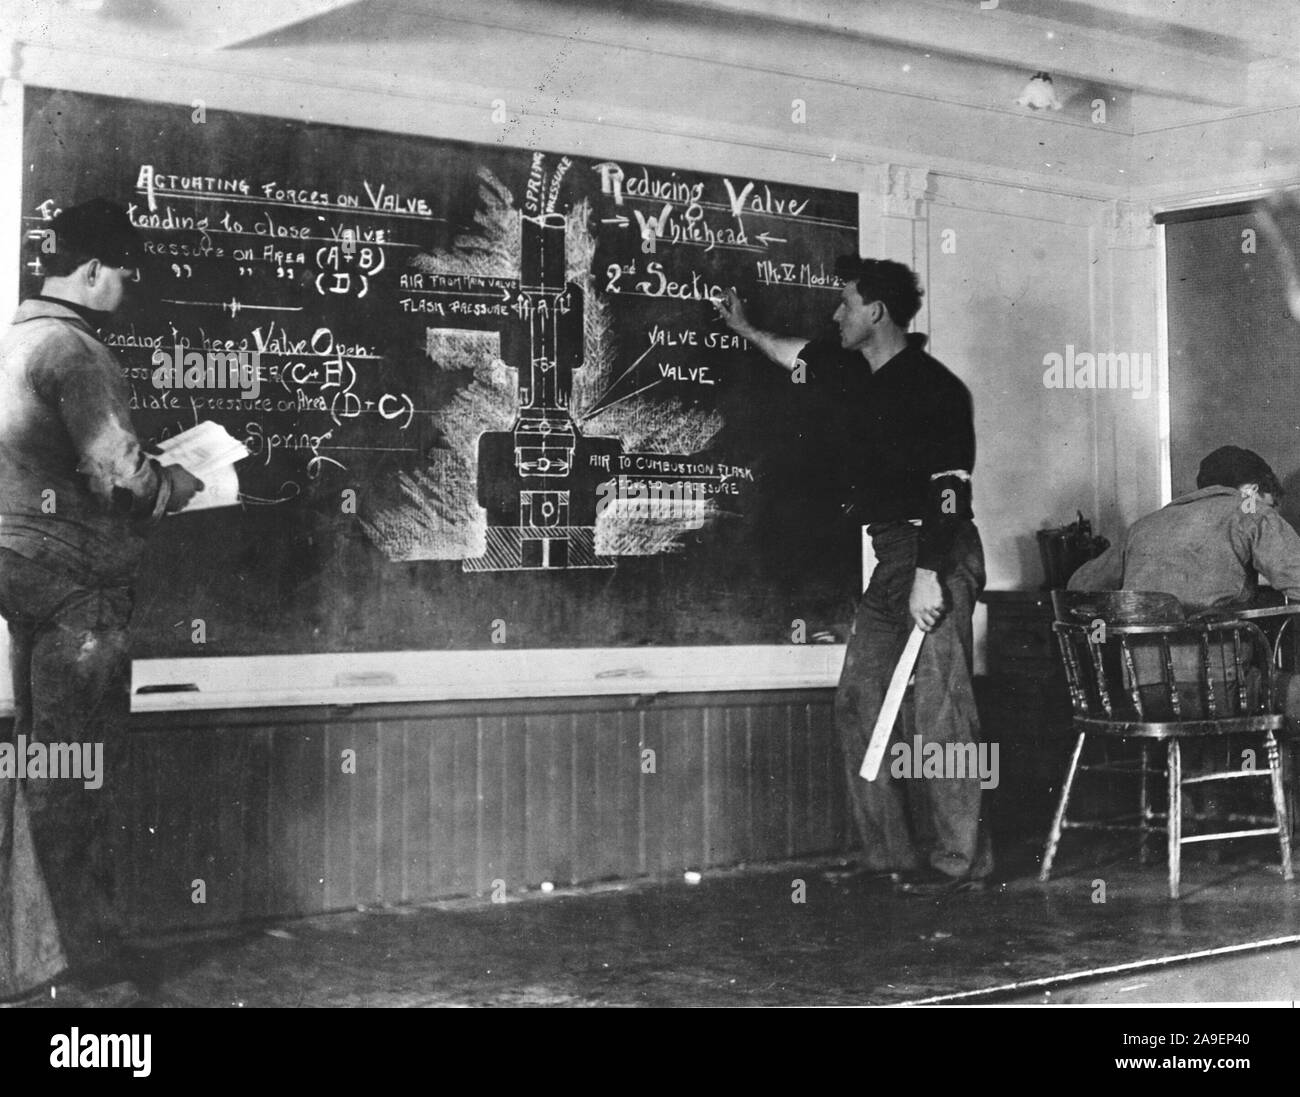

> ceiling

[
  {"left": 3, "top": 0, "right": 1296, "bottom": 133},
  {"left": 2, "top": 0, "right": 1289, "bottom": 111}
]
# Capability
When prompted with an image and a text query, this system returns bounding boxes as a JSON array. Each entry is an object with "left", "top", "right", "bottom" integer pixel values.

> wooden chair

[{"left": 1040, "top": 590, "right": 1294, "bottom": 898}]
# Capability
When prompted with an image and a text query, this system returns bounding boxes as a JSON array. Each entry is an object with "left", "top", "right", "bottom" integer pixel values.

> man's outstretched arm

[{"left": 712, "top": 287, "right": 808, "bottom": 372}]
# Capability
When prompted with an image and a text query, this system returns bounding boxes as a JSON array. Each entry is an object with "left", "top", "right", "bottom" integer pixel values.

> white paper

[
  {"left": 155, "top": 420, "right": 248, "bottom": 478},
  {"left": 175, "top": 462, "right": 242, "bottom": 512},
  {"left": 155, "top": 421, "right": 249, "bottom": 512}
]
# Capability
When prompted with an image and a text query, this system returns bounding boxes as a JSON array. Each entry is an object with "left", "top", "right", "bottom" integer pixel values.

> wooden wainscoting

[{"left": 119, "top": 690, "right": 850, "bottom": 933}]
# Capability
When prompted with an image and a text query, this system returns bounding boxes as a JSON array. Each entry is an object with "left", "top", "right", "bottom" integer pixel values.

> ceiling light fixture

[{"left": 1016, "top": 71, "right": 1062, "bottom": 111}]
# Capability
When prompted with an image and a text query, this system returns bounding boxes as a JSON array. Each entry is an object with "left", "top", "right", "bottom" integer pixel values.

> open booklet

[{"left": 154, "top": 420, "right": 250, "bottom": 512}]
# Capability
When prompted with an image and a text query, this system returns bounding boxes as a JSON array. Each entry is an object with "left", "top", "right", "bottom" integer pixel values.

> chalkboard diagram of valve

[{"left": 467, "top": 209, "right": 622, "bottom": 571}]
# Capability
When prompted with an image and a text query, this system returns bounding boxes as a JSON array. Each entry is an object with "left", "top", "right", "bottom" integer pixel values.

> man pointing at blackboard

[
  {"left": 0, "top": 199, "right": 203, "bottom": 1004},
  {"left": 716, "top": 257, "right": 991, "bottom": 895}
]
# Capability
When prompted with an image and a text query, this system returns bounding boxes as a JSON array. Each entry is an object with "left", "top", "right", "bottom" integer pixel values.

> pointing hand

[{"left": 713, "top": 286, "right": 750, "bottom": 334}]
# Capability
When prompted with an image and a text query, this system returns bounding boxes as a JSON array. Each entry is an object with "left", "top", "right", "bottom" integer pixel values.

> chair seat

[{"left": 1073, "top": 714, "right": 1287, "bottom": 738}]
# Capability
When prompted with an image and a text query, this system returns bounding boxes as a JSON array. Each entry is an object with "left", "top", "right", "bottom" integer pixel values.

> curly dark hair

[{"left": 834, "top": 255, "right": 925, "bottom": 328}]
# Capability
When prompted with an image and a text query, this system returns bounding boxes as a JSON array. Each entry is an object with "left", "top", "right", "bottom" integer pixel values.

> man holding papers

[{"left": 0, "top": 199, "right": 203, "bottom": 1004}]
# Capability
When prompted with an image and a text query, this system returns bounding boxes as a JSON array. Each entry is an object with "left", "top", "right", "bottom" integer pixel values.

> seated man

[
  {"left": 1069, "top": 445, "right": 1300, "bottom": 717},
  {"left": 1070, "top": 445, "right": 1300, "bottom": 612}
]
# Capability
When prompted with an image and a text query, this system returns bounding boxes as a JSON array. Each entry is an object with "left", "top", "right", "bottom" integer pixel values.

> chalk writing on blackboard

[{"left": 22, "top": 87, "right": 860, "bottom": 651}]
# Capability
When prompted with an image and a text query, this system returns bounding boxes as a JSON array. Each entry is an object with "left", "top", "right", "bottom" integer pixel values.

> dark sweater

[{"left": 797, "top": 333, "right": 976, "bottom": 572}]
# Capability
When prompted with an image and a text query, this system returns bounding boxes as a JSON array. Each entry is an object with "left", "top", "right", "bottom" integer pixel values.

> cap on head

[
  {"left": 43, "top": 198, "right": 144, "bottom": 274},
  {"left": 1196, "top": 445, "right": 1284, "bottom": 499}
]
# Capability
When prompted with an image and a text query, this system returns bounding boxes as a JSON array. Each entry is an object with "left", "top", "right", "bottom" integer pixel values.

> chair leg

[
  {"left": 1266, "top": 732, "right": 1294, "bottom": 883},
  {"left": 1041, "top": 732, "right": 1087, "bottom": 882},
  {"left": 1286, "top": 735, "right": 1296, "bottom": 844},
  {"left": 1138, "top": 742, "right": 1152, "bottom": 865},
  {"left": 1167, "top": 740, "right": 1182, "bottom": 900}
]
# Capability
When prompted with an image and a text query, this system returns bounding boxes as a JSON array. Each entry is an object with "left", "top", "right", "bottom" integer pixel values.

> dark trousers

[
  {"left": 0, "top": 549, "right": 132, "bottom": 993},
  {"left": 834, "top": 521, "right": 993, "bottom": 879}
]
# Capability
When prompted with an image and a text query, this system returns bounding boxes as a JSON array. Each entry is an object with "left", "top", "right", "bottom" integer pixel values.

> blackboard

[{"left": 20, "top": 86, "right": 860, "bottom": 655}]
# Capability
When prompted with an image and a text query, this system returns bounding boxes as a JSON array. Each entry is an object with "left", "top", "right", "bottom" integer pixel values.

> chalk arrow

[
  {"left": 601, "top": 216, "right": 629, "bottom": 227},
  {"left": 756, "top": 232, "right": 788, "bottom": 246}
]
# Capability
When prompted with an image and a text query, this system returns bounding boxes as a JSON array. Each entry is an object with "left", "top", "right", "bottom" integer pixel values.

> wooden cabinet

[
  {"left": 977, "top": 591, "right": 1075, "bottom": 844},
  {"left": 983, "top": 590, "right": 1065, "bottom": 685}
]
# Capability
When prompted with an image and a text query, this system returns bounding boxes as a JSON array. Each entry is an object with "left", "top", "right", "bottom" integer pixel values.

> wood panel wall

[{"left": 118, "top": 690, "right": 850, "bottom": 933}]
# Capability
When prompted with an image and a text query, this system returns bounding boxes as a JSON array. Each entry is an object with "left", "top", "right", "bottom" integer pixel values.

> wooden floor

[{"left": 29, "top": 837, "right": 1300, "bottom": 1008}]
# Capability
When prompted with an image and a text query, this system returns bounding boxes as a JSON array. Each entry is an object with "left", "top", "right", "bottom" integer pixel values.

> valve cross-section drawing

[
  {"left": 360, "top": 157, "right": 734, "bottom": 570},
  {"left": 467, "top": 210, "right": 623, "bottom": 571}
]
